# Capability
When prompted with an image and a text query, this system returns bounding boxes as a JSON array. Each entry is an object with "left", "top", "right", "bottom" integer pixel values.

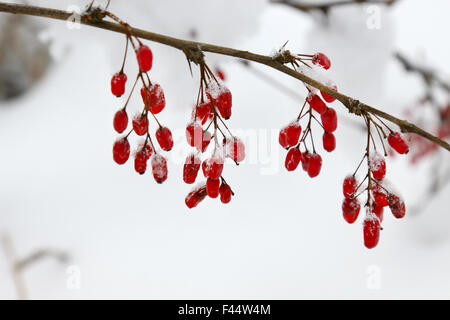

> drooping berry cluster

[
  {"left": 279, "top": 52, "right": 338, "bottom": 178},
  {"left": 342, "top": 112, "right": 409, "bottom": 249},
  {"left": 183, "top": 62, "right": 245, "bottom": 208},
  {"left": 110, "top": 21, "right": 172, "bottom": 184}
]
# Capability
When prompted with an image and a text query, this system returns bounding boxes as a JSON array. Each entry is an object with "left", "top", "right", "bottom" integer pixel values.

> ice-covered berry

[
  {"left": 225, "top": 137, "right": 246, "bottom": 163},
  {"left": 320, "top": 84, "right": 337, "bottom": 103},
  {"left": 363, "top": 216, "right": 381, "bottom": 249},
  {"left": 387, "top": 194, "right": 406, "bottom": 219},
  {"left": 307, "top": 94, "right": 327, "bottom": 115},
  {"left": 369, "top": 152, "right": 386, "bottom": 180},
  {"left": 388, "top": 132, "right": 409, "bottom": 155},
  {"left": 322, "top": 132, "right": 336, "bottom": 152},
  {"left": 185, "top": 185, "right": 207, "bottom": 209},
  {"left": 285, "top": 147, "right": 302, "bottom": 171},
  {"left": 141, "top": 84, "right": 166, "bottom": 114},
  {"left": 312, "top": 52, "right": 331, "bottom": 70},
  {"left": 156, "top": 126, "right": 173, "bottom": 151},
  {"left": 113, "top": 109, "right": 128, "bottom": 133},
  {"left": 321, "top": 108, "right": 338, "bottom": 133},
  {"left": 343, "top": 175, "right": 357, "bottom": 198},
  {"left": 206, "top": 178, "right": 220, "bottom": 198},
  {"left": 342, "top": 198, "right": 360, "bottom": 224},
  {"left": 113, "top": 138, "right": 130, "bottom": 165},
  {"left": 136, "top": 45, "right": 153, "bottom": 72},
  {"left": 219, "top": 183, "right": 232, "bottom": 204},
  {"left": 111, "top": 72, "right": 127, "bottom": 97},
  {"left": 151, "top": 154, "right": 168, "bottom": 183},
  {"left": 183, "top": 153, "right": 201, "bottom": 184},
  {"left": 132, "top": 114, "right": 148, "bottom": 136},
  {"left": 307, "top": 153, "right": 322, "bottom": 178}
]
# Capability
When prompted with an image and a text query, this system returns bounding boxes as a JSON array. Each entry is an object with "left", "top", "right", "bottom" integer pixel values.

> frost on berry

[
  {"left": 195, "top": 102, "right": 212, "bottom": 125},
  {"left": 312, "top": 52, "right": 331, "bottom": 70},
  {"left": 156, "top": 126, "right": 174, "bottom": 151},
  {"left": 387, "top": 193, "right": 406, "bottom": 219},
  {"left": 134, "top": 149, "right": 148, "bottom": 175},
  {"left": 141, "top": 84, "right": 166, "bottom": 114},
  {"left": 307, "top": 153, "right": 322, "bottom": 178},
  {"left": 342, "top": 198, "right": 360, "bottom": 224},
  {"left": 185, "top": 184, "right": 207, "bottom": 209},
  {"left": 301, "top": 151, "right": 311, "bottom": 172},
  {"left": 320, "top": 84, "right": 337, "bottom": 103},
  {"left": 204, "top": 150, "right": 224, "bottom": 180},
  {"left": 201, "top": 131, "right": 212, "bottom": 153},
  {"left": 343, "top": 175, "right": 357, "bottom": 198},
  {"left": 369, "top": 152, "right": 386, "bottom": 180},
  {"left": 388, "top": 132, "right": 409, "bottom": 155},
  {"left": 363, "top": 214, "right": 381, "bottom": 249},
  {"left": 372, "top": 184, "right": 388, "bottom": 207},
  {"left": 136, "top": 45, "right": 153, "bottom": 72},
  {"left": 307, "top": 94, "right": 327, "bottom": 115},
  {"left": 322, "top": 132, "right": 336, "bottom": 152},
  {"left": 151, "top": 154, "right": 168, "bottom": 184},
  {"left": 206, "top": 81, "right": 232, "bottom": 119},
  {"left": 113, "top": 109, "right": 128, "bottom": 134},
  {"left": 279, "top": 127, "right": 289, "bottom": 149},
  {"left": 132, "top": 114, "right": 148, "bottom": 136},
  {"left": 111, "top": 72, "right": 127, "bottom": 97},
  {"left": 371, "top": 202, "right": 384, "bottom": 223},
  {"left": 219, "top": 183, "right": 232, "bottom": 204},
  {"left": 224, "top": 137, "right": 246, "bottom": 163},
  {"left": 321, "top": 108, "right": 338, "bottom": 133},
  {"left": 285, "top": 147, "right": 302, "bottom": 171},
  {"left": 113, "top": 138, "right": 130, "bottom": 165},
  {"left": 186, "top": 121, "right": 203, "bottom": 149},
  {"left": 183, "top": 153, "right": 201, "bottom": 184},
  {"left": 206, "top": 178, "right": 220, "bottom": 198}
]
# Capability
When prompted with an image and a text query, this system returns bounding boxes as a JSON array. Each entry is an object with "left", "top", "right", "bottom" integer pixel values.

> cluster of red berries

[
  {"left": 342, "top": 130, "right": 409, "bottom": 249},
  {"left": 184, "top": 76, "right": 245, "bottom": 209},
  {"left": 111, "top": 38, "right": 172, "bottom": 184},
  {"left": 279, "top": 52, "right": 338, "bottom": 178}
]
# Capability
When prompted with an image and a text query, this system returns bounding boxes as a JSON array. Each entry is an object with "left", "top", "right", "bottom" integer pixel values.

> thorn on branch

[
  {"left": 273, "top": 49, "right": 296, "bottom": 64},
  {"left": 347, "top": 98, "right": 363, "bottom": 116},
  {"left": 82, "top": 6, "right": 106, "bottom": 23}
]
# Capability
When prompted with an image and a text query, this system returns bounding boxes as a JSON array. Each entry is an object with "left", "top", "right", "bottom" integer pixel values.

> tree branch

[{"left": 0, "top": 1, "right": 448, "bottom": 151}]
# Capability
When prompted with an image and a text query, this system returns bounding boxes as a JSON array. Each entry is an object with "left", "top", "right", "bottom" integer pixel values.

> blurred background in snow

[{"left": 0, "top": 0, "right": 449, "bottom": 299}]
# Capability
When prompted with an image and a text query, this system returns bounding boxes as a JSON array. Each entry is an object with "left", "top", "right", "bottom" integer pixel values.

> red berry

[
  {"left": 307, "top": 94, "right": 327, "bottom": 114},
  {"left": 185, "top": 185, "right": 207, "bottom": 209},
  {"left": 216, "top": 68, "right": 226, "bottom": 81},
  {"left": 279, "top": 127, "right": 289, "bottom": 149},
  {"left": 132, "top": 114, "right": 148, "bottom": 136},
  {"left": 206, "top": 178, "right": 220, "bottom": 198},
  {"left": 387, "top": 132, "right": 409, "bottom": 154},
  {"left": 342, "top": 198, "right": 360, "bottom": 224},
  {"left": 201, "top": 160, "right": 208, "bottom": 177},
  {"left": 195, "top": 102, "right": 212, "bottom": 125},
  {"left": 285, "top": 147, "right": 302, "bottom": 171},
  {"left": 372, "top": 185, "right": 388, "bottom": 207},
  {"left": 307, "top": 153, "right": 322, "bottom": 178},
  {"left": 141, "top": 84, "right": 166, "bottom": 114},
  {"left": 312, "top": 52, "right": 331, "bottom": 70},
  {"left": 141, "top": 144, "right": 153, "bottom": 160},
  {"left": 111, "top": 72, "right": 127, "bottom": 97},
  {"left": 343, "top": 175, "right": 357, "bottom": 198},
  {"left": 225, "top": 137, "right": 246, "bottom": 163},
  {"left": 156, "top": 127, "right": 173, "bottom": 151},
  {"left": 369, "top": 152, "right": 386, "bottom": 180},
  {"left": 371, "top": 202, "right": 384, "bottom": 223},
  {"left": 136, "top": 45, "right": 153, "bottom": 72},
  {"left": 363, "top": 216, "right": 381, "bottom": 249},
  {"left": 113, "top": 138, "right": 130, "bottom": 165},
  {"left": 205, "top": 154, "right": 224, "bottom": 180},
  {"left": 134, "top": 149, "right": 148, "bottom": 175},
  {"left": 321, "top": 108, "right": 338, "bottom": 133},
  {"left": 113, "top": 109, "right": 128, "bottom": 133},
  {"left": 151, "top": 154, "right": 168, "bottom": 184},
  {"left": 387, "top": 194, "right": 406, "bottom": 219},
  {"left": 183, "top": 153, "right": 201, "bottom": 184},
  {"left": 320, "top": 84, "right": 337, "bottom": 103},
  {"left": 201, "top": 131, "right": 212, "bottom": 153},
  {"left": 206, "top": 82, "right": 232, "bottom": 119},
  {"left": 186, "top": 121, "right": 203, "bottom": 149},
  {"left": 322, "top": 132, "right": 336, "bottom": 152},
  {"left": 219, "top": 183, "right": 232, "bottom": 204}
]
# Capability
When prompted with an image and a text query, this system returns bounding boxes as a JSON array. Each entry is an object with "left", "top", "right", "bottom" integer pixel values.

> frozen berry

[
  {"left": 219, "top": 183, "right": 232, "bottom": 204},
  {"left": 134, "top": 149, "right": 148, "bottom": 175},
  {"left": 186, "top": 121, "right": 203, "bottom": 149},
  {"left": 307, "top": 153, "right": 322, "bottom": 178},
  {"left": 370, "top": 152, "right": 386, "bottom": 180},
  {"left": 206, "top": 178, "right": 220, "bottom": 198},
  {"left": 279, "top": 127, "right": 289, "bottom": 149},
  {"left": 312, "top": 52, "right": 331, "bottom": 70},
  {"left": 371, "top": 202, "right": 384, "bottom": 223},
  {"left": 321, "top": 108, "right": 338, "bottom": 133},
  {"left": 195, "top": 102, "right": 212, "bottom": 125},
  {"left": 216, "top": 68, "right": 226, "bottom": 81},
  {"left": 388, "top": 132, "right": 409, "bottom": 154},
  {"left": 301, "top": 151, "right": 311, "bottom": 171},
  {"left": 151, "top": 154, "right": 168, "bottom": 183},
  {"left": 185, "top": 185, "right": 207, "bottom": 209},
  {"left": 285, "top": 147, "right": 302, "bottom": 171},
  {"left": 113, "top": 138, "right": 130, "bottom": 165},
  {"left": 342, "top": 198, "right": 360, "bottom": 224},
  {"left": 322, "top": 132, "right": 336, "bottom": 152},
  {"left": 111, "top": 72, "right": 127, "bottom": 97},
  {"left": 206, "top": 82, "right": 232, "bottom": 119},
  {"left": 205, "top": 154, "right": 224, "bottom": 180},
  {"left": 183, "top": 153, "right": 201, "bottom": 184},
  {"left": 387, "top": 194, "right": 406, "bottom": 219},
  {"left": 201, "top": 131, "right": 212, "bottom": 153},
  {"left": 113, "top": 109, "right": 128, "bottom": 134},
  {"left": 141, "top": 84, "right": 166, "bottom": 114},
  {"left": 225, "top": 137, "right": 246, "bottom": 163},
  {"left": 372, "top": 185, "right": 388, "bottom": 207},
  {"left": 307, "top": 94, "right": 327, "bottom": 114},
  {"left": 363, "top": 217, "right": 380, "bottom": 249},
  {"left": 132, "top": 114, "right": 148, "bottom": 136},
  {"left": 320, "top": 84, "right": 337, "bottom": 103},
  {"left": 156, "top": 127, "right": 173, "bottom": 151},
  {"left": 343, "top": 175, "right": 357, "bottom": 198},
  {"left": 136, "top": 45, "right": 153, "bottom": 72}
]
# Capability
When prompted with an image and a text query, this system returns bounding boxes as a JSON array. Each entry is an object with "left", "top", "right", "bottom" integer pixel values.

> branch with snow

[{"left": 0, "top": 2, "right": 448, "bottom": 151}]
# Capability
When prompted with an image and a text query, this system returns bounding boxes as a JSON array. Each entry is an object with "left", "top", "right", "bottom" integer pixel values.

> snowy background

[{"left": 0, "top": 0, "right": 449, "bottom": 299}]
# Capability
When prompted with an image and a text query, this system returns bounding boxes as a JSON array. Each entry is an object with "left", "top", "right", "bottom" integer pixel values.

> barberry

[
  {"left": 141, "top": 84, "right": 166, "bottom": 114},
  {"left": 111, "top": 72, "right": 127, "bottom": 97},
  {"left": 363, "top": 216, "right": 381, "bottom": 249},
  {"left": 219, "top": 183, "right": 232, "bottom": 204},
  {"left": 285, "top": 147, "right": 302, "bottom": 171},
  {"left": 322, "top": 132, "right": 336, "bottom": 152},
  {"left": 185, "top": 185, "right": 207, "bottom": 209},
  {"left": 343, "top": 175, "right": 357, "bottom": 198},
  {"left": 206, "top": 178, "right": 220, "bottom": 198},
  {"left": 320, "top": 84, "right": 337, "bottom": 103},
  {"left": 225, "top": 137, "right": 246, "bottom": 163},
  {"left": 369, "top": 152, "right": 386, "bottom": 180},
  {"left": 151, "top": 154, "right": 168, "bottom": 184},
  {"left": 307, "top": 94, "right": 327, "bottom": 114},
  {"left": 312, "top": 52, "right": 331, "bottom": 70},
  {"left": 342, "top": 198, "right": 360, "bottom": 224},
  {"left": 113, "top": 138, "right": 130, "bottom": 165},
  {"left": 321, "top": 108, "right": 338, "bottom": 133},
  {"left": 113, "top": 109, "right": 128, "bottom": 134},
  {"left": 132, "top": 114, "right": 148, "bottom": 136},
  {"left": 307, "top": 153, "right": 322, "bottom": 178},
  {"left": 387, "top": 194, "right": 406, "bottom": 219},
  {"left": 136, "top": 45, "right": 153, "bottom": 72},
  {"left": 183, "top": 153, "right": 201, "bottom": 184},
  {"left": 156, "top": 126, "right": 173, "bottom": 151},
  {"left": 134, "top": 149, "right": 148, "bottom": 175},
  {"left": 388, "top": 132, "right": 409, "bottom": 154}
]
